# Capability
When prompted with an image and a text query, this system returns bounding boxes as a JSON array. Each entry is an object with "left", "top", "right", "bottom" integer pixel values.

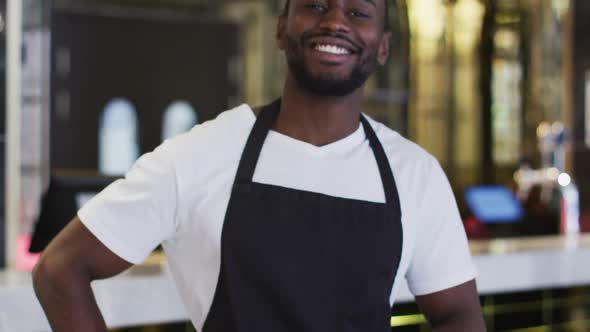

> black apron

[{"left": 203, "top": 99, "right": 403, "bottom": 332}]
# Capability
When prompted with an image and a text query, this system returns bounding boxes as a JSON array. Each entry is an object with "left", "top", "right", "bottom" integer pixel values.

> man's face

[{"left": 277, "top": 0, "right": 390, "bottom": 97}]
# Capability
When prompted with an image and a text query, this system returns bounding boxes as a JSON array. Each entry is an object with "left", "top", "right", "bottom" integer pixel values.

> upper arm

[
  {"left": 415, "top": 279, "right": 485, "bottom": 331},
  {"left": 36, "top": 217, "right": 132, "bottom": 282},
  {"left": 32, "top": 217, "right": 133, "bottom": 332},
  {"left": 405, "top": 157, "right": 477, "bottom": 295},
  {"left": 402, "top": 157, "right": 483, "bottom": 329},
  {"left": 74, "top": 139, "right": 181, "bottom": 265}
]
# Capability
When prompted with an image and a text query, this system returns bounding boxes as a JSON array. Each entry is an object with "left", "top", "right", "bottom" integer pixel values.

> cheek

[
  {"left": 361, "top": 33, "right": 384, "bottom": 54},
  {"left": 286, "top": 15, "right": 316, "bottom": 37}
]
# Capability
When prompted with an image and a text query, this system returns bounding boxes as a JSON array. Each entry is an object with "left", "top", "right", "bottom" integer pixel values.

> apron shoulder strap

[
  {"left": 360, "top": 115, "right": 401, "bottom": 209},
  {"left": 233, "top": 99, "right": 280, "bottom": 185}
]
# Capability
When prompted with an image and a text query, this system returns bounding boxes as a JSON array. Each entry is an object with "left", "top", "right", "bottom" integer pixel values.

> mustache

[{"left": 300, "top": 31, "right": 362, "bottom": 52}]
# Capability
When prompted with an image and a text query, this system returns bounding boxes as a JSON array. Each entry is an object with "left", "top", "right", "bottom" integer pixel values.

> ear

[
  {"left": 276, "top": 15, "right": 287, "bottom": 50},
  {"left": 377, "top": 31, "right": 391, "bottom": 65}
]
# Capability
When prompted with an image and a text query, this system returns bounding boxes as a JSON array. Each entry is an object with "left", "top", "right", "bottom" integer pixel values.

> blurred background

[{"left": 1, "top": 0, "right": 590, "bottom": 331}]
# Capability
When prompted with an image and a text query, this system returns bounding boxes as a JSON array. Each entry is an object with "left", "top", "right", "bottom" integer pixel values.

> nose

[{"left": 318, "top": 7, "right": 351, "bottom": 33}]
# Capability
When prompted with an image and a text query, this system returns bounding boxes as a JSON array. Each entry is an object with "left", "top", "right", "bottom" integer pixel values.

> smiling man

[
  {"left": 282, "top": 0, "right": 387, "bottom": 98},
  {"left": 33, "top": 0, "right": 485, "bottom": 331}
]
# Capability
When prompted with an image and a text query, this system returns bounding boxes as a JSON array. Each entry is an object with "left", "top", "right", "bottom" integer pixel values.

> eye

[
  {"left": 349, "top": 9, "right": 370, "bottom": 18},
  {"left": 305, "top": 3, "right": 327, "bottom": 12}
]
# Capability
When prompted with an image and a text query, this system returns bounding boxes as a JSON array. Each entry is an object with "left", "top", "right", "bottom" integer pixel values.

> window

[
  {"left": 162, "top": 100, "right": 198, "bottom": 141},
  {"left": 99, "top": 98, "right": 139, "bottom": 175}
]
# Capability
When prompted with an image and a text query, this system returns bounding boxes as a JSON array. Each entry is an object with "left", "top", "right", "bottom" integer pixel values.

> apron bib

[{"left": 203, "top": 99, "right": 403, "bottom": 332}]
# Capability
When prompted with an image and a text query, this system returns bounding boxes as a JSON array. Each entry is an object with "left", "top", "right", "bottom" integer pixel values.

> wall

[{"left": 50, "top": 10, "right": 240, "bottom": 171}]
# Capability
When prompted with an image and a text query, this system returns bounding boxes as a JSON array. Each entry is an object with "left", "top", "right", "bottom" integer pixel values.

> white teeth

[{"left": 315, "top": 44, "right": 349, "bottom": 55}]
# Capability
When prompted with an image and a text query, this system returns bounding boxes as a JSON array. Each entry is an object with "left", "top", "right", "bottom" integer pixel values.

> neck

[{"left": 274, "top": 74, "right": 364, "bottom": 147}]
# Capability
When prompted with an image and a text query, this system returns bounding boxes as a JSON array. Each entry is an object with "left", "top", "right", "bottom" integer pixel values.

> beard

[{"left": 285, "top": 34, "right": 378, "bottom": 97}]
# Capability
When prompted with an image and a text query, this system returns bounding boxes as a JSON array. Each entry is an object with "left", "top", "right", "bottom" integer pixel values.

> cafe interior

[{"left": 1, "top": 0, "right": 590, "bottom": 331}]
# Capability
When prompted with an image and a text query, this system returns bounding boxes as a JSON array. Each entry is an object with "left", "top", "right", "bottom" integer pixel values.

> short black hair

[{"left": 281, "top": 0, "right": 391, "bottom": 32}]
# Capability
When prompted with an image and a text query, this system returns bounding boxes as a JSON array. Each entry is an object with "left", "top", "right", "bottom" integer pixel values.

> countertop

[{"left": 2, "top": 234, "right": 590, "bottom": 332}]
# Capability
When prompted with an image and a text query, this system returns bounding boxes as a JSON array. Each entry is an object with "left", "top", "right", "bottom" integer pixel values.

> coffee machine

[{"left": 514, "top": 122, "right": 580, "bottom": 235}]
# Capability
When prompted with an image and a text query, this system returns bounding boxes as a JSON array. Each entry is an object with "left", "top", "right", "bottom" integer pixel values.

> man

[{"left": 33, "top": 0, "right": 486, "bottom": 331}]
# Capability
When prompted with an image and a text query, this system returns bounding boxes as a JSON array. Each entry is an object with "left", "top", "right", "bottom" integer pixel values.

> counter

[{"left": 2, "top": 234, "right": 590, "bottom": 332}]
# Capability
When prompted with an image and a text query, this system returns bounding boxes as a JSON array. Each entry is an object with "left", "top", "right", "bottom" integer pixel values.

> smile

[{"left": 314, "top": 44, "right": 351, "bottom": 55}]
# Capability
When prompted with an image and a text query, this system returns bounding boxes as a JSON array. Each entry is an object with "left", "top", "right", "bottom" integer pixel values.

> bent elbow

[
  {"left": 32, "top": 255, "right": 61, "bottom": 300},
  {"left": 32, "top": 252, "right": 88, "bottom": 301}
]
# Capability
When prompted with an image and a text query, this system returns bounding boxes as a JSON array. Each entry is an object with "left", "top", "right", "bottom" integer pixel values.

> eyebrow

[{"left": 362, "top": 0, "right": 377, "bottom": 8}]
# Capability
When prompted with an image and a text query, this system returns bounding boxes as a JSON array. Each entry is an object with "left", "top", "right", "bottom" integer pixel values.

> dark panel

[
  {"left": 0, "top": 0, "right": 7, "bottom": 268},
  {"left": 573, "top": 1, "right": 590, "bottom": 216},
  {"left": 50, "top": 10, "right": 240, "bottom": 170},
  {"left": 0, "top": 19, "right": 4, "bottom": 132}
]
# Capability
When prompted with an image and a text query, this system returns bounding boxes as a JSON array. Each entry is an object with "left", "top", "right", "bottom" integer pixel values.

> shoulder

[
  {"left": 363, "top": 115, "right": 439, "bottom": 179},
  {"left": 171, "top": 103, "right": 255, "bottom": 145},
  {"left": 156, "top": 104, "right": 256, "bottom": 162},
  {"left": 362, "top": 115, "right": 448, "bottom": 227},
  {"left": 137, "top": 104, "right": 256, "bottom": 196}
]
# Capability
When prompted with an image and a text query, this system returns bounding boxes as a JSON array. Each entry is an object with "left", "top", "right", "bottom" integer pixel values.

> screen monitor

[{"left": 464, "top": 185, "right": 524, "bottom": 224}]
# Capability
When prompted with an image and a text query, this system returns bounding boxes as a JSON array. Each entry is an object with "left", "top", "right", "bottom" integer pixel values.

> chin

[
  {"left": 312, "top": 74, "right": 351, "bottom": 83},
  {"left": 306, "top": 68, "right": 353, "bottom": 83}
]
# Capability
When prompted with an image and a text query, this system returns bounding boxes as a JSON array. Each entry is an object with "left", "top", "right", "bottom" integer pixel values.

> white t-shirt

[{"left": 79, "top": 104, "right": 477, "bottom": 330}]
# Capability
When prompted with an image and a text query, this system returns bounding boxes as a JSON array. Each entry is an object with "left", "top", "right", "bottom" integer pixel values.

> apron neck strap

[
  {"left": 359, "top": 115, "right": 400, "bottom": 206},
  {"left": 234, "top": 98, "right": 401, "bottom": 207},
  {"left": 233, "top": 99, "right": 279, "bottom": 186}
]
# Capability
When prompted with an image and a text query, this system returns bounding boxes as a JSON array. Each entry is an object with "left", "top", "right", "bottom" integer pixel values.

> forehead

[{"left": 287, "top": 0, "right": 385, "bottom": 9}]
